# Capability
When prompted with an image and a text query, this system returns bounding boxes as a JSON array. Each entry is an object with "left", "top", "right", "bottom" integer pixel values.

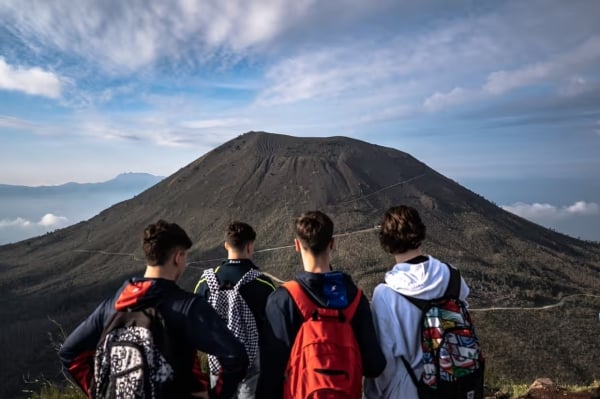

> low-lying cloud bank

[
  {"left": 502, "top": 200, "right": 600, "bottom": 241},
  {"left": 502, "top": 201, "right": 599, "bottom": 220},
  {"left": 0, "top": 213, "right": 69, "bottom": 244}
]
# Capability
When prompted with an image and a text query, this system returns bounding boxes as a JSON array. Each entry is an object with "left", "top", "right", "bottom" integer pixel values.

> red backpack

[{"left": 283, "top": 280, "right": 363, "bottom": 399}]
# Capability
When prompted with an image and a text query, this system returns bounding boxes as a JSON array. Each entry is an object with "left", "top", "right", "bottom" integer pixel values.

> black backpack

[
  {"left": 400, "top": 265, "right": 484, "bottom": 399},
  {"left": 92, "top": 306, "right": 176, "bottom": 399}
]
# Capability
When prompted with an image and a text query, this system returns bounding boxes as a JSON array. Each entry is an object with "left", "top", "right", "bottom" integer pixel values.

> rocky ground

[{"left": 487, "top": 378, "right": 600, "bottom": 399}]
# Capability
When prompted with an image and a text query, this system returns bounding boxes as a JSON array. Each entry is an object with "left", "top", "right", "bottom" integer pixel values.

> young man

[
  {"left": 256, "top": 211, "right": 386, "bottom": 399},
  {"left": 363, "top": 205, "right": 472, "bottom": 399},
  {"left": 59, "top": 220, "right": 248, "bottom": 399},
  {"left": 194, "top": 221, "right": 275, "bottom": 399}
]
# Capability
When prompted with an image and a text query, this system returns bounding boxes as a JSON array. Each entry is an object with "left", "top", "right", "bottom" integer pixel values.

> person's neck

[
  {"left": 394, "top": 248, "right": 424, "bottom": 264},
  {"left": 144, "top": 265, "right": 177, "bottom": 281},
  {"left": 302, "top": 252, "right": 332, "bottom": 273},
  {"left": 227, "top": 250, "right": 250, "bottom": 261}
]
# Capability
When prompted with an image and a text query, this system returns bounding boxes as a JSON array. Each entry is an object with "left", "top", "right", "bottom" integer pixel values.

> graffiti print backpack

[
  {"left": 92, "top": 306, "right": 175, "bottom": 399},
  {"left": 283, "top": 280, "right": 363, "bottom": 399},
  {"left": 400, "top": 265, "right": 484, "bottom": 399}
]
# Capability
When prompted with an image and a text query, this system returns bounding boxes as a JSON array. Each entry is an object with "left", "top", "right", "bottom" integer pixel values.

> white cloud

[
  {"left": 38, "top": 213, "right": 69, "bottom": 227},
  {"left": 423, "top": 87, "right": 476, "bottom": 112},
  {"left": 566, "top": 201, "right": 600, "bottom": 215},
  {"left": 0, "top": 213, "right": 70, "bottom": 243},
  {"left": 180, "top": 118, "right": 251, "bottom": 129},
  {"left": 0, "top": 57, "right": 62, "bottom": 98},
  {"left": 0, "top": 213, "right": 69, "bottom": 228},
  {"left": 502, "top": 201, "right": 600, "bottom": 221},
  {"left": 0, "top": 217, "right": 32, "bottom": 228}
]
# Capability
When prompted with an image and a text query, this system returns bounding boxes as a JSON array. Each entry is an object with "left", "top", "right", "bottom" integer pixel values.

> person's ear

[
  {"left": 174, "top": 249, "right": 186, "bottom": 267},
  {"left": 329, "top": 238, "right": 335, "bottom": 251},
  {"left": 247, "top": 241, "right": 255, "bottom": 255},
  {"left": 224, "top": 242, "right": 230, "bottom": 252},
  {"left": 294, "top": 238, "right": 301, "bottom": 253}
]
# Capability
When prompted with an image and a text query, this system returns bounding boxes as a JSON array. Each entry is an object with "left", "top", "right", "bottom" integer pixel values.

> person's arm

[
  {"left": 363, "top": 287, "right": 397, "bottom": 399},
  {"left": 256, "top": 288, "right": 299, "bottom": 399},
  {"left": 187, "top": 296, "right": 248, "bottom": 399},
  {"left": 350, "top": 293, "right": 387, "bottom": 378},
  {"left": 58, "top": 300, "right": 111, "bottom": 396},
  {"left": 459, "top": 276, "right": 471, "bottom": 305},
  {"left": 194, "top": 277, "right": 209, "bottom": 297},
  {"left": 252, "top": 276, "right": 277, "bottom": 343}
]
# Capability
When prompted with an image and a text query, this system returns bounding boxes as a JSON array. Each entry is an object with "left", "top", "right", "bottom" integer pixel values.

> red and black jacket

[{"left": 59, "top": 277, "right": 248, "bottom": 399}]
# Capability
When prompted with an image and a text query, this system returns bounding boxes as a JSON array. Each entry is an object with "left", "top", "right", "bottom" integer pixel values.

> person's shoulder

[
  {"left": 371, "top": 282, "right": 397, "bottom": 302},
  {"left": 267, "top": 284, "right": 293, "bottom": 305},
  {"left": 253, "top": 272, "right": 276, "bottom": 291},
  {"left": 337, "top": 270, "right": 362, "bottom": 287}
]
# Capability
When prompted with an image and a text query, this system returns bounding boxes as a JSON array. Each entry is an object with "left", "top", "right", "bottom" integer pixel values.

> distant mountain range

[
  {"left": 1, "top": 132, "right": 599, "bottom": 398},
  {"left": 0, "top": 172, "right": 163, "bottom": 244},
  {"left": 0, "top": 172, "right": 163, "bottom": 195}
]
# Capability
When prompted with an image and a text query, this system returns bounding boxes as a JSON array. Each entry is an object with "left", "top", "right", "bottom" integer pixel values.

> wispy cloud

[
  {"left": 180, "top": 118, "right": 251, "bottom": 129},
  {"left": 502, "top": 201, "right": 600, "bottom": 220},
  {"left": 0, "top": 115, "right": 37, "bottom": 129},
  {"left": 0, "top": 57, "right": 62, "bottom": 98},
  {"left": 0, "top": 0, "right": 317, "bottom": 73},
  {"left": 483, "top": 37, "right": 600, "bottom": 96}
]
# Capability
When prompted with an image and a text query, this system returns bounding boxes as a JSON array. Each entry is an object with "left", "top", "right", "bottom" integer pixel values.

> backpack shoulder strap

[
  {"left": 283, "top": 280, "right": 317, "bottom": 321},
  {"left": 232, "top": 268, "right": 262, "bottom": 291},
  {"left": 202, "top": 268, "right": 220, "bottom": 293},
  {"left": 342, "top": 288, "right": 362, "bottom": 321},
  {"left": 284, "top": 280, "right": 362, "bottom": 322},
  {"left": 398, "top": 292, "right": 430, "bottom": 311},
  {"left": 442, "top": 263, "right": 461, "bottom": 299}
]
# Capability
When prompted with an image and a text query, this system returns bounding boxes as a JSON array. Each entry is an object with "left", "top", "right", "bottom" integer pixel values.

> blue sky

[{"left": 0, "top": 1, "right": 599, "bottom": 240}]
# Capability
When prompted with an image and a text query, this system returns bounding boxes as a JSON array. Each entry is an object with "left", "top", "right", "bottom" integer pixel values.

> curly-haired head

[
  {"left": 379, "top": 205, "right": 426, "bottom": 254},
  {"left": 295, "top": 211, "right": 334, "bottom": 255},
  {"left": 142, "top": 220, "right": 192, "bottom": 266},
  {"left": 225, "top": 221, "right": 256, "bottom": 251}
]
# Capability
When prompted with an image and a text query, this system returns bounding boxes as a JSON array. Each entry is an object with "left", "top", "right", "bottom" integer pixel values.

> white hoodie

[{"left": 363, "top": 256, "right": 470, "bottom": 399}]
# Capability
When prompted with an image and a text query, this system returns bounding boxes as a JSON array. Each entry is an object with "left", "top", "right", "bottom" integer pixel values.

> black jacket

[
  {"left": 59, "top": 277, "right": 249, "bottom": 399},
  {"left": 255, "top": 271, "right": 386, "bottom": 399},
  {"left": 194, "top": 259, "right": 276, "bottom": 346}
]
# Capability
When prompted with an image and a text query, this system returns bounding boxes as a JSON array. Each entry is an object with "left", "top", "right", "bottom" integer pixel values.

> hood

[
  {"left": 384, "top": 256, "right": 451, "bottom": 299},
  {"left": 296, "top": 271, "right": 358, "bottom": 309},
  {"left": 114, "top": 278, "right": 174, "bottom": 311}
]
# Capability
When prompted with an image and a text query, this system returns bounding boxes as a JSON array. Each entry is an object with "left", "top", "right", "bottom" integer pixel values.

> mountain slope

[{"left": 1, "top": 132, "right": 599, "bottom": 398}]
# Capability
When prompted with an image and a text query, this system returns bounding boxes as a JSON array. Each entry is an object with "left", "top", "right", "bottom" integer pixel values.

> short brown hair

[
  {"left": 142, "top": 220, "right": 192, "bottom": 265},
  {"left": 379, "top": 205, "right": 426, "bottom": 254},
  {"left": 225, "top": 221, "right": 256, "bottom": 250},
  {"left": 295, "top": 211, "right": 334, "bottom": 255}
]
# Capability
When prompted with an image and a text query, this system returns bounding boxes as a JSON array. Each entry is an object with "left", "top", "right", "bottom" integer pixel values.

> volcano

[{"left": 1, "top": 131, "right": 599, "bottom": 398}]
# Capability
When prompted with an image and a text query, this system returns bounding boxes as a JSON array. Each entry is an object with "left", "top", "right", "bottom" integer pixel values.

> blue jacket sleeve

[
  {"left": 350, "top": 294, "right": 387, "bottom": 377},
  {"left": 255, "top": 287, "right": 301, "bottom": 399}
]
